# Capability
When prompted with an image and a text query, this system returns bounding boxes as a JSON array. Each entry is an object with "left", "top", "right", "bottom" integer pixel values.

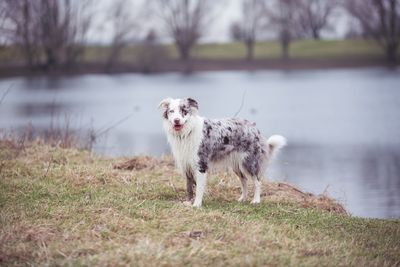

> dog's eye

[
  {"left": 169, "top": 110, "right": 174, "bottom": 113},
  {"left": 181, "top": 108, "right": 188, "bottom": 116}
]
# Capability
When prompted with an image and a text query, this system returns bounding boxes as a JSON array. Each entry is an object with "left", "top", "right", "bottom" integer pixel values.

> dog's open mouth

[{"left": 173, "top": 124, "right": 183, "bottom": 131}]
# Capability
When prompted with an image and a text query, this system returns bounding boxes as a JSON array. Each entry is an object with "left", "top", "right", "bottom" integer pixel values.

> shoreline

[{"left": 0, "top": 57, "right": 397, "bottom": 79}]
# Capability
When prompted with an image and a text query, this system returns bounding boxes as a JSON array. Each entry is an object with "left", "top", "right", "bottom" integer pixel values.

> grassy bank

[{"left": 0, "top": 140, "right": 399, "bottom": 266}]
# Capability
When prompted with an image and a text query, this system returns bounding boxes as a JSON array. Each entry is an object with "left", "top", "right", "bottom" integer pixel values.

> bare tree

[
  {"left": 230, "top": 0, "right": 265, "bottom": 61},
  {"left": 65, "top": 0, "right": 93, "bottom": 66},
  {"left": 265, "top": 0, "right": 298, "bottom": 60},
  {"left": 156, "top": 0, "right": 214, "bottom": 62},
  {"left": 344, "top": 19, "right": 367, "bottom": 39},
  {"left": 38, "top": 0, "right": 67, "bottom": 67},
  {"left": 105, "top": 0, "right": 140, "bottom": 71},
  {"left": 1, "top": 0, "right": 41, "bottom": 68},
  {"left": 136, "top": 29, "right": 167, "bottom": 72},
  {"left": 344, "top": 0, "right": 400, "bottom": 63},
  {"left": 229, "top": 23, "right": 243, "bottom": 42},
  {"left": 0, "top": 1, "right": 8, "bottom": 43},
  {"left": 296, "top": 0, "right": 337, "bottom": 40},
  {"left": 38, "top": 0, "right": 93, "bottom": 68},
  {"left": 2, "top": 0, "right": 93, "bottom": 69}
]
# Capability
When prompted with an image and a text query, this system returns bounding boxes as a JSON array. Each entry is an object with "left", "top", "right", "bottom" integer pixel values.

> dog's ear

[
  {"left": 159, "top": 98, "right": 172, "bottom": 119},
  {"left": 186, "top": 98, "right": 199, "bottom": 111},
  {"left": 158, "top": 98, "right": 171, "bottom": 111}
]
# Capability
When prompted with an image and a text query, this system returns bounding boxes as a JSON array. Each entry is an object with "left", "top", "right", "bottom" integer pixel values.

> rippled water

[{"left": 1, "top": 68, "right": 399, "bottom": 218}]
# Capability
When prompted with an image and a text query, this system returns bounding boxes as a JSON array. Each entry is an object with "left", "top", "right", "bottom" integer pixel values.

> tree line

[
  {"left": 0, "top": 0, "right": 92, "bottom": 69},
  {"left": 231, "top": 0, "right": 400, "bottom": 63},
  {"left": 0, "top": 0, "right": 399, "bottom": 71}
]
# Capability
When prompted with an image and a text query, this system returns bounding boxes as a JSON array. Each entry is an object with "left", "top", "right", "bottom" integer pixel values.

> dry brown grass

[
  {"left": 1, "top": 139, "right": 399, "bottom": 266},
  {"left": 114, "top": 156, "right": 347, "bottom": 215}
]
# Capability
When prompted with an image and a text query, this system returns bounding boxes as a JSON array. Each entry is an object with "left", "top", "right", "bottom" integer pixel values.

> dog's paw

[
  {"left": 237, "top": 196, "right": 247, "bottom": 202},
  {"left": 182, "top": 201, "right": 192, "bottom": 207},
  {"left": 251, "top": 199, "right": 260, "bottom": 204},
  {"left": 192, "top": 202, "right": 202, "bottom": 208}
]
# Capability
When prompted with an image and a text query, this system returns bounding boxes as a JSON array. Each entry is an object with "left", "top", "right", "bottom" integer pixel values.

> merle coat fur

[{"left": 159, "top": 97, "right": 286, "bottom": 207}]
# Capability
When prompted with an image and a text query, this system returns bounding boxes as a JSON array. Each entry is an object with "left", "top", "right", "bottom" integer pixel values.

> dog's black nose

[{"left": 174, "top": 119, "right": 180, "bottom": 124}]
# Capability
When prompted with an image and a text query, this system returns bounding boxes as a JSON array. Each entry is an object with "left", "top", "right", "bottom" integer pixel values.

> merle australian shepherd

[{"left": 159, "top": 97, "right": 286, "bottom": 207}]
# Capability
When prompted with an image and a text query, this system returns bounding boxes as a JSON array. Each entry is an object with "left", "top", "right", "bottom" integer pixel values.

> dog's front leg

[
  {"left": 192, "top": 171, "right": 207, "bottom": 208},
  {"left": 186, "top": 175, "right": 196, "bottom": 201}
]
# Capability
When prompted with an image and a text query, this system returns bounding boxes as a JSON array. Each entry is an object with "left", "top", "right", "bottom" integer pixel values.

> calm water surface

[{"left": 1, "top": 68, "right": 399, "bottom": 219}]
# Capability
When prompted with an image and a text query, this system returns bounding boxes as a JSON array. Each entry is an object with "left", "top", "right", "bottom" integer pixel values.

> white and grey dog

[{"left": 159, "top": 97, "right": 286, "bottom": 208}]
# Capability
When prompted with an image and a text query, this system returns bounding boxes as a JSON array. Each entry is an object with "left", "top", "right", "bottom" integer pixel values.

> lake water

[{"left": 1, "top": 68, "right": 399, "bottom": 219}]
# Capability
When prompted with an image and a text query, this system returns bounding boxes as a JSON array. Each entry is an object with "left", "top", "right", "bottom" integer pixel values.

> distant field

[
  {"left": 0, "top": 39, "right": 389, "bottom": 65},
  {"left": 190, "top": 39, "right": 385, "bottom": 60}
]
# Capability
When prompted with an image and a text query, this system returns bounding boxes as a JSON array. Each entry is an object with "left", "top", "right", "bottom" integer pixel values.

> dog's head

[{"left": 158, "top": 97, "right": 199, "bottom": 133}]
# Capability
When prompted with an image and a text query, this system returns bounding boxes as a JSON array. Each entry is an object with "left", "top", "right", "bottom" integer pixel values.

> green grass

[
  {"left": 0, "top": 140, "right": 399, "bottom": 266},
  {"left": 99, "top": 39, "right": 386, "bottom": 61},
  {"left": 190, "top": 39, "right": 386, "bottom": 60},
  {"left": 0, "top": 39, "right": 390, "bottom": 66},
  {"left": 0, "top": 46, "right": 21, "bottom": 65}
]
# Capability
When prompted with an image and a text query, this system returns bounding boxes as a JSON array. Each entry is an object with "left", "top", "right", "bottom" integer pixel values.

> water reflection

[
  {"left": 16, "top": 102, "right": 67, "bottom": 116},
  {"left": 273, "top": 144, "right": 400, "bottom": 218}
]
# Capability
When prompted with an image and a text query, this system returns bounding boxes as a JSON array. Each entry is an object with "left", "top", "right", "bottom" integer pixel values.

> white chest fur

[{"left": 164, "top": 116, "right": 204, "bottom": 174}]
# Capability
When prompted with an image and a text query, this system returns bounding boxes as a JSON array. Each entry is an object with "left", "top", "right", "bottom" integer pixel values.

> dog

[{"left": 159, "top": 97, "right": 286, "bottom": 207}]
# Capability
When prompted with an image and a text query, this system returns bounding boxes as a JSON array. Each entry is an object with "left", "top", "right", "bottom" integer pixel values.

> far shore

[
  {"left": 0, "top": 57, "right": 397, "bottom": 79},
  {"left": 1, "top": 39, "right": 398, "bottom": 79}
]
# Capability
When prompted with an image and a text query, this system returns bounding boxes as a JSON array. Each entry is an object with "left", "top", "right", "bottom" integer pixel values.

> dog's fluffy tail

[{"left": 267, "top": 135, "right": 287, "bottom": 158}]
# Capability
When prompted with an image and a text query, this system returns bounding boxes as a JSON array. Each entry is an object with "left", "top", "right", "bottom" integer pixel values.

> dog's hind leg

[
  {"left": 234, "top": 169, "right": 248, "bottom": 202},
  {"left": 242, "top": 156, "right": 262, "bottom": 204},
  {"left": 251, "top": 177, "right": 262, "bottom": 204}
]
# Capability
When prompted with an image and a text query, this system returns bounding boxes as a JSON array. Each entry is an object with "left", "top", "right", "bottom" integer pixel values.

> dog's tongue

[{"left": 174, "top": 124, "right": 183, "bottom": 131}]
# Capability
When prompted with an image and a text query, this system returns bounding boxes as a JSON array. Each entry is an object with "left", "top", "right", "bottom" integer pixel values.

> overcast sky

[{"left": 88, "top": 0, "right": 351, "bottom": 44}]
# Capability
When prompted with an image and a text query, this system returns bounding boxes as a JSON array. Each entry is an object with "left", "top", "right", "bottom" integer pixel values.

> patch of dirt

[
  {"left": 265, "top": 182, "right": 347, "bottom": 215},
  {"left": 113, "top": 156, "right": 174, "bottom": 171},
  {"left": 188, "top": 230, "right": 206, "bottom": 239}
]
